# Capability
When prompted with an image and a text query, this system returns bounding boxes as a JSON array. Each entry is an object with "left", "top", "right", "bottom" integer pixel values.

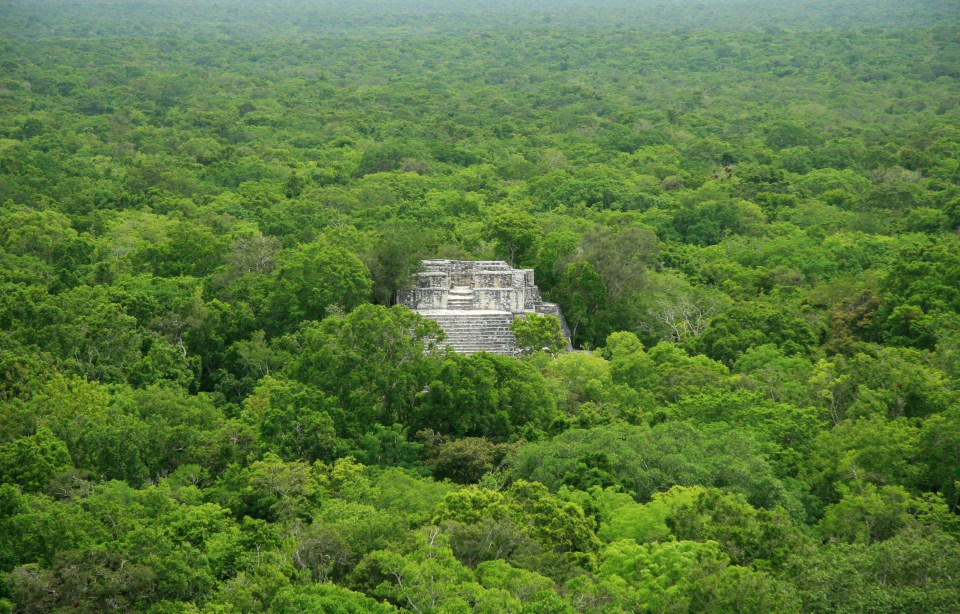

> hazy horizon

[{"left": 3, "top": 0, "right": 957, "bottom": 40}]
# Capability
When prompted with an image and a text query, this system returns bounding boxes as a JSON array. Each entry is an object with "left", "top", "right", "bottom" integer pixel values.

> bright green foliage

[
  {"left": 354, "top": 423, "right": 425, "bottom": 470},
  {"left": 531, "top": 166, "right": 636, "bottom": 211},
  {"left": 366, "top": 528, "right": 503, "bottom": 612},
  {"left": 291, "top": 304, "right": 445, "bottom": 434},
  {"left": 595, "top": 486, "right": 695, "bottom": 544},
  {"left": 840, "top": 346, "right": 955, "bottom": 419},
  {"left": 543, "top": 351, "right": 616, "bottom": 415},
  {"left": 668, "top": 389, "right": 822, "bottom": 475},
  {"left": 210, "top": 454, "right": 326, "bottom": 523},
  {"left": 1, "top": 482, "right": 284, "bottom": 611},
  {"left": 805, "top": 415, "right": 922, "bottom": 502},
  {"left": 361, "top": 467, "right": 457, "bottom": 525},
  {"left": 735, "top": 344, "right": 816, "bottom": 406},
  {"left": 507, "top": 480, "right": 601, "bottom": 557},
  {"left": 510, "top": 313, "right": 567, "bottom": 356},
  {"left": 663, "top": 487, "right": 806, "bottom": 570},
  {"left": 818, "top": 484, "right": 959, "bottom": 544},
  {"left": 0, "top": 492, "right": 97, "bottom": 571},
  {"left": 483, "top": 209, "right": 542, "bottom": 267},
  {"left": 432, "top": 480, "right": 601, "bottom": 575},
  {"left": 297, "top": 498, "right": 409, "bottom": 582},
  {"left": 0, "top": 428, "right": 72, "bottom": 493},
  {"left": 644, "top": 341, "right": 732, "bottom": 403},
  {"left": 432, "top": 487, "right": 511, "bottom": 527},
  {"left": 589, "top": 485, "right": 806, "bottom": 570},
  {"left": 0, "top": 206, "right": 82, "bottom": 267},
  {"left": 49, "top": 287, "right": 145, "bottom": 384},
  {"left": 475, "top": 560, "right": 572, "bottom": 612},
  {"left": 270, "top": 583, "right": 398, "bottom": 613},
  {"left": 8, "top": 375, "right": 229, "bottom": 487},
  {"left": 874, "top": 237, "right": 960, "bottom": 349},
  {"left": 598, "top": 539, "right": 800, "bottom": 612},
  {"left": 539, "top": 351, "right": 645, "bottom": 424}
]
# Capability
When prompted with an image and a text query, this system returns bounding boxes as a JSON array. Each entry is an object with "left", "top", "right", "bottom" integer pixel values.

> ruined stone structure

[{"left": 398, "top": 260, "right": 572, "bottom": 355}]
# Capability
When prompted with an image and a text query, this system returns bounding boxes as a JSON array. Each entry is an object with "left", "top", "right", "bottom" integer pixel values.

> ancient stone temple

[{"left": 398, "top": 259, "right": 572, "bottom": 355}]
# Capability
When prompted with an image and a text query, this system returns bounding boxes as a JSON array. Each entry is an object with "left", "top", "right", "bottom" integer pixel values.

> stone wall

[{"left": 398, "top": 259, "right": 572, "bottom": 354}]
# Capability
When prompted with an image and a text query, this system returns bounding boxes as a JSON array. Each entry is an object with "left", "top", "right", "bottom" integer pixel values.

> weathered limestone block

[
  {"left": 417, "top": 272, "right": 449, "bottom": 288},
  {"left": 474, "top": 288, "right": 522, "bottom": 312},
  {"left": 405, "top": 287, "right": 447, "bottom": 310}
]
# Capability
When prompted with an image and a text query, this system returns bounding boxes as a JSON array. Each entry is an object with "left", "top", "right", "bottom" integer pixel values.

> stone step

[
  {"left": 437, "top": 323, "right": 510, "bottom": 328},
  {"left": 427, "top": 313, "right": 506, "bottom": 320},
  {"left": 443, "top": 332, "right": 509, "bottom": 336},
  {"left": 432, "top": 323, "right": 511, "bottom": 329},
  {"left": 446, "top": 287, "right": 474, "bottom": 311},
  {"left": 440, "top": 331, "right": 512, "bottom": 336},
  {"left": 433, "top": 326, "right": 511, "bottom": 332},
  {"left": 420, "top": 311, "right": 517, "bottom": 355},
  {"left": 444, "top": 334, "right": 510, "bottom": 339}
]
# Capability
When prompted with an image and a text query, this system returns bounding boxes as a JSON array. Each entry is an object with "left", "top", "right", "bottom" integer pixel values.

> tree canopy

[{"left": 1, "top": 0, "right": 959, "bottom": 611}]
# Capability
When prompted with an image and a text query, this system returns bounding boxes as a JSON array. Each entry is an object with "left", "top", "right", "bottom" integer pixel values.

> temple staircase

[
  {"left": 421, "top": 311, "right": 516, "bottom": 355},
  {"left": 446, "top": 286, "right": 474, "bottom": 310}
]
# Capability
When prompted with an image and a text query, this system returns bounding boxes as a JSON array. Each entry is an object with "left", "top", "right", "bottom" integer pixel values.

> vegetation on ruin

[{"left": 1, "top": 0, "right": 959, "bottom": 611}]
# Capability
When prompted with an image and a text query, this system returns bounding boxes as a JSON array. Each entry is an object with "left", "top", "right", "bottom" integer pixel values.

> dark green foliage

[
  {"left": 426, "top": 437, "right": 520, "bottom": 484},
  {"left": 556, "top": 261, "right": 608, "bottom": 347},
  {"left": 789, "top": 527, "right": 960, "bottom": 613},
  {"left": 508, "top": 421, "right": 788, "bottom": 509},
  {"left": 416, "top": 352, "right": 558, "bottom": 439},
  {"left": 291, "top": 304, "right": 446, "bottom": 434},
  {"left": 241, "top": 377, "right": 339, "bottom": 463},
  {"left": 363, "top": 222, "right": 433, "bottom": 306},
  {"left": 695, "top": 303, "right": 821, "bottom": 365},
  {"left": 263, "top": 242, "right": 372, "bottom": 334},
  {"left": 672, "top": 200, "right": 753, "bottom": 246},
  {"left": 874, "top": 237, "right": 960, "bottom": 348}
]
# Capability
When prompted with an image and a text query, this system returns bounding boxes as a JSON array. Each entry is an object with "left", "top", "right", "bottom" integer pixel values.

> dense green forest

[{"left": 1, "top": 0, "right": 959, "bottom": 611}]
